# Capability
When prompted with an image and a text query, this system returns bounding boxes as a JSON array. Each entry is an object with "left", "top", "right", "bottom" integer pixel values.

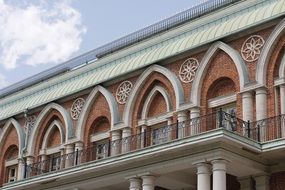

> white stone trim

[
  {"left": 138, "top": 112, "right": 173, "bottom": 127},
  {"left": 191, "top": 41, "right": 249, "bottom": 106},
  {"left": 27, "top": 103, "right": 73, "bottom": 156},
  {"left": 77, "top": 85, "right": 119, "bottom": 141},
  {"left": 241, "top": 35, "right": 265, "bottom": 62},
  {"left": 41, "top": 120, "right": 65, "bottom": 150},
  {"left": 45, "top": 146, "right": 63, "bottom": 155},
  {"left": 70, "top": 98, "right": 85, "bottom": 120},
  {"left": 208, "top": 94, "right": 237, "bottom": 108},
  {"left": 274, "top": 78, "right": 285, "bottom": 86},
  {"left": 5, "top": 159, "right": 18, "bottom": 167},
  {"left": 257, "top": 18, "right": 285, "bottom": 85},
  {"left": 90, "top": 132, "right": 110, "bottom": 142},
  {"left": 116, "top": 81, "right": 133, "bottom": 104},
  {"left": 141, "top": 85, "right": 172, "bottom": 120},
  {"left": 0, "top": 118, "right": 25, "bottom": 158},
  {"left": 279, "top": 53, "right": 285, "bottom": 78},
  {"left": 123, "top": 64, "right": 185, "bottom": 127},
  {"left": 179, "top": 58, "right": 199, "bottom": 83}
]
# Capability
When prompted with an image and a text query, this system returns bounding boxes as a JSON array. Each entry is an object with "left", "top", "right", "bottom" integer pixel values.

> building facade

[{"left": 1, "top": 0, "right": 285, "bottom": 189}]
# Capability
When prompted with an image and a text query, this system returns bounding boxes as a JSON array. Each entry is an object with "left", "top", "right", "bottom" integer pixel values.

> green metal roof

[{"left": 0, "top": 0, "right": 284, "bottom": 121}]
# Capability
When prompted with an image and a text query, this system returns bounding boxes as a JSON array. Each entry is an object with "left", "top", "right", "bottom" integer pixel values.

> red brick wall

[
  {"left": 34, "top": 110, "right": 65, "bottom": 158},
  {"left": 0, "top": 126, "right": 19, "bottom": 185},
  {"left": 147, "top": 92, "right": 167, "bottom": 118},
  {"left": 84, "top": 93, "right": 111, "bottom": 146},
  {"left": 270, "top": 172, "right": 285, "bottom": 190},
  {"left": 47, "top": 127, "right": 61, "bottom": 148}
]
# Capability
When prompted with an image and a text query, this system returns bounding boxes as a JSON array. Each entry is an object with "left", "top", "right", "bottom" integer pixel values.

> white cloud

[
  {"left": 0, "top": 73, "right": 8, "bottom": 88},
  {"left": 0, "top": 0, "right": 86, "bottom": 70}
]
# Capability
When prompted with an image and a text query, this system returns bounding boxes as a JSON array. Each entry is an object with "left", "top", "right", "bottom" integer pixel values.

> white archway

[
  {"left": 77, "top": 85, "right": 119, "bottom": 141},
  {"left": 257, "top": 19, "right": 285, "bottom": 85},
  {"left": 279, "top": 53, "right": 285, "bottom": 78},
  {"left": 191, "top": 41, "right": 249, "bottom": 106},
  {"left": 41, "top": 120, "right": 65, "bottom": 149},
  {"left": 123, "top": 64, "right": 185, "bottom": 126},
  {"left": 0, "top": 118, "right": 25, "bottom": 158},
  {"left": 141, "top": 85, "right": 172, "bottom": 119},
  {"left": 27, "top": 103, "right": 73, "bottom": 156}
]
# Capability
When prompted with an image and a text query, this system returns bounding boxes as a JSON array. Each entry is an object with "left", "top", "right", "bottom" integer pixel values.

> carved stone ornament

[
  {"left": 179, "top": 58, "right": 199, "bottom": 83},
  {"left": 71, "top": 98, "right": 85, "bottom": 120},
  {"left": 24, "top": 115, "right": 37, "bottom": 135},
  {"left": 116, "top": 81, "right": 133, "bottom": 104},
  {"left": 241, "top": 35, "right": 265, "bottom": 62}
]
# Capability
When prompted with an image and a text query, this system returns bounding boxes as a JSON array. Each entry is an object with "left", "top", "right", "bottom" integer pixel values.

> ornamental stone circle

[
  {"left": 179, "top": 58, "right": 199, "bottom": 83},
  {"left": 116, "top": 81, "right": 133, "bottom": 104},
  {"left": 71, "top": 98, "right": 85, "bottom": 120},
  {"left": 241, "top": 35, "right": 265, "bottom": 62}
]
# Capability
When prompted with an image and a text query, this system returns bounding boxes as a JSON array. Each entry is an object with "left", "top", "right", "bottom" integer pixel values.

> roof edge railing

[{"left": 0, "top": 0, "right": 241, "bottom": 99}]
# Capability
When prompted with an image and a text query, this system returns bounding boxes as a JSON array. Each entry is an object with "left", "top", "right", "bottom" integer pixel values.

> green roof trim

[{"left": 0, "top": 0, "right": 284, "bottom": 121}]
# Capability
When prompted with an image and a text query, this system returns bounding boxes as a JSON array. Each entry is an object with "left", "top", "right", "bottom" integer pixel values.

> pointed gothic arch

[{"left": 191, "top": 41, "right": 249, "bottom": 106}]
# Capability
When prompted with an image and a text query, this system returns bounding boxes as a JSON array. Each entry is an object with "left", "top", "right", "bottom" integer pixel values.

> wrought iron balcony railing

[
  {"left": 22, "top": 111, "right": 285, "bottom": 179},
  {"left": 23, "top": 110, "right": 247, "bottom": 179}
]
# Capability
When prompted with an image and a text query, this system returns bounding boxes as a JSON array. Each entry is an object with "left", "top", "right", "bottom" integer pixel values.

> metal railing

[
  {"left": 247, "top": 114, "right": 285, "bottom": 142},
  {"left": 23, "top": 110, "right": 248, "bottom": 178},
  {"left": 95, "top": 0, "right": 241, "bottom": 58},
  {"left": 22, "top": 112, "right": 285, "bottom": 179}
]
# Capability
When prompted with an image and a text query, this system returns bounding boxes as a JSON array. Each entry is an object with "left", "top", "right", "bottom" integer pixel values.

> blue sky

[{"left": 0, "top": 0, "right": 203, "bottom": 89}]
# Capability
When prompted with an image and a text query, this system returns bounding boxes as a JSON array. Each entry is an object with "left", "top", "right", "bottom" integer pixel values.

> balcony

[{"left": 20, "top": 111, "right": 285, "bottom": 180}]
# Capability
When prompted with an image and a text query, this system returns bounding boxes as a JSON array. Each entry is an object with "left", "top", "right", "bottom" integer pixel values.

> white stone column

[
  {"left": 74, "top": 141, "right": 84, "bottom": 165},
  {"left": 65, "top": 144, "right": 74, "bottom": 168},
  {"left": 254, "top": 175, "right": 270, "bottom": 190},
  {"left": 17, "top": 159, "right": 25, "bottom": 180},
  {"left": 256, "top": 88, "right": 267, "bottom": 120},
  {"left": 242, "top": 92, "right": 253, "bottom": 122},
  {"left": 190, "top": 107, "right": 200, "bottom": 135},
  {"left": 40, "top": 154, "right": 47, "bottom": 173},
  {"left": 141, "top": 175, "right": 156, "bottom": 190},
  {"left": 141, "top": 125, "right": 147, "bottom": 148},
  {"left": 122, "top": 127, "right": 132, "bottom": 153},
  {"left": 177, "top": 111, "right": 187, "bottom": 138},
  {"left": 238, "top": 177, "right": 252, "bottom": 190},
  {"left": 256, "top": 87, "right": 267, "bottom": 142},
  {"left": 111, "top": 130, "right": 121, "bottom": 156},
  {"left": 25, "top": 156, "right": 34, "bottom": 178},
  {"left": 212, "top": 160, "right": 227, "bottom": 190},
  {"left": 196, "top": 163, "right": 211, "bottom": 190},
  {"left": 129, "top": 178, "right": 142, "bottom": 190},
  {"left": 167, "top": 117, "right": 172, "bottom": 141},
  {"left": 280, "top": 84, "right": 285, "bottom": 137}
]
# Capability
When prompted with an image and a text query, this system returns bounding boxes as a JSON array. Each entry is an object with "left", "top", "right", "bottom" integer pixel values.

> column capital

[
  {"left": 195, "top": 162, "right": 211, "bottom": 175},
  {"left": 242, "top": 91, "right": 253, "bottom": 98},
  {"left": 177, "top": 110, "right": 187, "bottom": 117},
  {"left": 255, "top": 87, "right": 268, "bottom": 94},
  {"left": 211, "top": 159, "right": 227, "bottom": 171}
]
